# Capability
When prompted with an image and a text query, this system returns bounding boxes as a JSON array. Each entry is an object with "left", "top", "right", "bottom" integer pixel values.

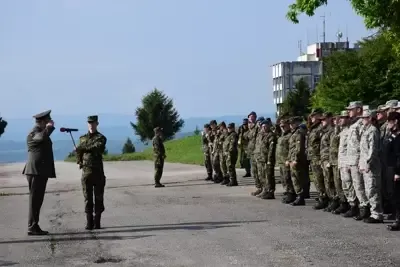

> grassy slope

[{"left": 65, "top": 135, "right": 205, "bottom": 165}]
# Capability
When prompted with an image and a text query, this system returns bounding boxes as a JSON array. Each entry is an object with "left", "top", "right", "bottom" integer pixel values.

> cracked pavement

[{"left": 0, "top": 161, "right": 400, "bottom": 266}]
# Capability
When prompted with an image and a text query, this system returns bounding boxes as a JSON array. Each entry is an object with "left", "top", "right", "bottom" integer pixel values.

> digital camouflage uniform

[
  {"left": 276, "top": 125, "right": 295, "bottom": 203},
  {"left": 359, "top": 120, "right": 383, "bottom": 222},
  {"left": 256, "top": 123, "right": 277, "bottom": 199},
  {"left": 288, "top": 117, "right": 307, "bottom": 206},
  {"left": 320, "top": 121, "right": 337, "bottom": 210},
  {"left": 212, "top": 129, "right": 223, "bottom": 182},
  {"left": 238, "top": 121, "right": 251, "bottom": 176},
  {"left": 329, "top": 124, "right": 346, "bottom": 212},
  {"left": 224, "top": 123, "right": 239, "bottom": 186},
  {"left": 152, "top": 128, "right": 166, "bottom": 187},
  {"left": 202, "top": 126, "right": 213, "bottom": 180},
  {"left": 307, "top": 119, "right": 327, "bottom": 208},
  {"left": 245, "top": 123, "right": 261, "bottom": 195},
  {"left": 76, "top": 115, "right": 107, "bottom": 230}
]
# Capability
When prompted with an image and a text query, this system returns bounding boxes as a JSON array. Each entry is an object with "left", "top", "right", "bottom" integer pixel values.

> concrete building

[{"left": 272, "top": 41, "right": 358, "bottom": 115}]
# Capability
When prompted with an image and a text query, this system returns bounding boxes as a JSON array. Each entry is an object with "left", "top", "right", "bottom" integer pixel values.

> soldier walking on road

[
  {"left": 23, "top": 110, "right": 56, "bottom": 236},
  {"left": 287, "top": 116, "right": 307, "bottom": 206},
  {"left": 238, "top": 118, "right": 251, "bottom": 177},
  {"left": 225, "top": 123, "right": 239, "bottom": 186},
  {"left": 276, "top": 119, "right": 296, "bottom": 204},
  {"left": 202, "top": 124, "right": 213, "bottom": 181},
  {"left": 75, "top": 116, "right": 107, "bottom": 230},
  {"left": 152, "top": 127, "right": 166, "bottom": 188}
]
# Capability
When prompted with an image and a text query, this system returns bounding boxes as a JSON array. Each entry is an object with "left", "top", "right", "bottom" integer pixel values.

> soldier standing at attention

[
  {"left": 225, "top": 123, "right": 239, "bottom": 186},
  {"left": 359, "top": 110, "right": 384, "bottom": 223},
  {"left": 23, "top": 110, "right": 55, "bottom": 236},
  {"left": 210, "top": 120, "right": 223, "bottom": 183},
  {"left": 319, "top": 112, "right": 337, "bottom": 212},
  {"left": 152, "top": 127, "right": 166, "bottom": 188},
  {"left": 276, "top": 119, "right": 296, "bottom": 204},
  {"left": 218, "top": 122, "right": 229, "bottom": 184},
  {"left": 308, "top": 108, "right": 328, "bottom": 210},
  {"left": 287, "top": 116, "right": 307, "bottom": 206},
  {"left": 202, "top": 124, "right": 213, "bottom": 181},
  {"left": 75, "top": 115, "right": 107, "bottom": 230},
  {"left": 342, "top": 101, "right": 366, "bottom": 219},
  {"left": 238, "top": 118, "right": 251, "bottom": 177},
  {"left": 245, "top": 111, "right": 262, "bottom": 196},
  {"left": 330, "top": 112, "right": 348, "bottom": 215}
]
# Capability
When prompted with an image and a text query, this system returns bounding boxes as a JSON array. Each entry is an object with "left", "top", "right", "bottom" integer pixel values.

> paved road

[{"left": 0, "top": 161, "right": 399, "bottom": 267}]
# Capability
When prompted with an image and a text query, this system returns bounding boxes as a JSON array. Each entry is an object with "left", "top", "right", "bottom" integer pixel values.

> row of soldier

[{"left": 201, "top": 100, "right": 400, "bottom": 231}]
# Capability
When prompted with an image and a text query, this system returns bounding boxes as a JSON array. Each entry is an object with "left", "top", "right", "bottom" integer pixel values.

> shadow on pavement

[
  {"left": 0, "top": 234, "right": 153, "bottom": 245},
  {"left": 0, "top": 259, "right": 19, "bottom": 266}
]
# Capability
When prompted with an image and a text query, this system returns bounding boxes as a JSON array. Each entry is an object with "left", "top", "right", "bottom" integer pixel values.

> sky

[{"left": 0, "top": 0, "right": 373, "bottom": 119}]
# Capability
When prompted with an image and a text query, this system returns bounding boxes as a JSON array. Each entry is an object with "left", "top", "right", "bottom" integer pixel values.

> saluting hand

[{"left": 46, "top": 120, "right": 54, "bottom": 128}]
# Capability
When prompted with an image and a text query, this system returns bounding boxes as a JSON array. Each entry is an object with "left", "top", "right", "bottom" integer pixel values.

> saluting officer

[{"left": 23, "top": 110, "right": 56, "bottom": 236}]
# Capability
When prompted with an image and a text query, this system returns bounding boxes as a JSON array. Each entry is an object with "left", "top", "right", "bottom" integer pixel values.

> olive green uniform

[
  {"left": 276, "top": 129, "right": 295, "bottom": 201},
  {"left": 202, "top": 131, "right": 213, "bottom": 179},
  {"left": 225, "top": 127, "right": 239, "bottom": 186},
  {"left": 238, "top": 124, "right": 251, "bottom": 175},
  {"left": 152, "top": 133, "right": 166, "bottom": 185}
]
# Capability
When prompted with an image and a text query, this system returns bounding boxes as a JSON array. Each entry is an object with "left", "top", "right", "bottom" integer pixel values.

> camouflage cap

[
  {"left": 321, "top": 112, "right": 333, "bottom": 119},
  {"left": 395, "top": 102, "right": 400, "bottom": 110},
  {"left": 310, "top": 108, "right": 324, "bottom": 116},
  {"left": 377, "top": 105, "right": 386, "bottom": 112},
  {"left": 289, "top": 116, "right": 303, "bottom": 123},
  {"left": 33, "top": 110, "right": 51, "bottom": 120},
  {"left": 346, "top": 101, "right": 363, "bottom": 110},
  {"left": 359, "top": 109, "right": 377, "bottom": 118},
  {"left": 87, "top": 115, "right": 98, "bottom": 122},
  {"left": 384, "top": 100, "right": 398, "bottom": 110},
  {"left": 338, "top": 110, "right": 349, "bottom": 117},
  {"left": 228, "top": 122, "right": 235, "bottom": 128},
  {"left": 153, "top": 127, "right": 163, "bottom": 133},
  {"left": 388, "top": 111, "right": 400, "bottom": 121}
]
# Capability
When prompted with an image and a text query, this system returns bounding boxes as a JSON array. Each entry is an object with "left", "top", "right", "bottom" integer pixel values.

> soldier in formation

[
  {"left": 202, "top": 124, "right": 213, "bottom": 181},
  {"left": 238, "top": 118, "right": 251, "bottom": 177}
]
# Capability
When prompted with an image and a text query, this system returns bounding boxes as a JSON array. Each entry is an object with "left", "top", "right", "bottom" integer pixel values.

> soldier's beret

[
  {"left": 242, "top": 118, "right": 248, "bottom": 124},
  {"left": 257, "top": 116, "right": 265, "bottom": 122},
  {"left": 219, "top": 121, "right": 226, "bottom": 128},
  {"left": 33, "top": 110, "right": 52, "bottom": 120},
  {"left": 154, "top": 127, "right": 163, "bottom": 132},
  {"left": 228, "top": 122, "right": 235, "bottom": 128},
  {"left": 261, "top": 120, "right": 272, "bottom": 126},
  {"left": 203, "top": 123, "right": 210, "bottom": 128},
  {"left": 248, "top": 111, "right": 257, "bottom": 117},
  {"left": 87, "top": 115, "right": 98, "bottom": 122},
  {"left": 310, "top": 108, "right": 324, "bottom": 116},
  {"left": 210, "top": 120, "right": 217, "bottom": 125},
  {"left": 388, "top": 111, "right": 400, "bottom": 121}
]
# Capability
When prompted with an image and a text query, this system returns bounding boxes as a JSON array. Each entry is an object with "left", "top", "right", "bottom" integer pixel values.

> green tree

[
  {"left": 280, "top": 78, "right": 311, "bottom": 117},
  {"left": 0, "top": 117, "right": 7, "bottom": 137},
  {"left": 193, "top": 126, "right": 200, "bottom": 136},
  {"left": 131, "top": 88, "right": 185, "bottom": 143},
  {"left": 312, "top": 33, "right": 400, "bottom": 113},
  {"left": 122, "top": 137, "right": 136, "bottom": 154}
]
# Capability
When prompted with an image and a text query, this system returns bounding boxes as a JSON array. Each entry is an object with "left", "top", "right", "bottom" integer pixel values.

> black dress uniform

[{"left": 22, "top": 110, "right": 56, "bottom": 235}]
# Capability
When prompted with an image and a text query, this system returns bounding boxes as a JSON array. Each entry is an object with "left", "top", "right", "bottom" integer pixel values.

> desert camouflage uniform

[
  {"left": 359, "top": 124, "right": 383, "bottom": 220},
  {"left": 329, "top": 126, "right": 346, "bottom": 204}
]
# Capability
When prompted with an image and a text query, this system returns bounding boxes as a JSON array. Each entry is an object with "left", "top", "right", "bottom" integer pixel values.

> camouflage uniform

[
  {"left": 152, "top": 128, "right": 166, "bottom": 187},
  {"left": 76, "top": 115, "right": 107, "bottom": 230},
  {"left": 245, "top": 122, "right": 261, "bottom": 195},
  {"left": 212, "top": 129, "right": 223, "bottom": 181},
  {"left": 238, "top": 120, "right": 251, "bottom": 176},
  {"left": 218, "top": 125, "right": 229, "bottom": 180},
  {"left": 276, "top": 124, "right": 295, "bottom": 203},
  {"left": 359, "top": 120, "right": 383, "bottom": 222},
  {"left": 202, "top": 125, "right": 213, "bottom": 180},
  {"left": 288, "top": 117, "right": 307, "bottom": 205},
  {"left": 225, "top": 123, "right": 239, "bottom": 186},
  {"left": 329, "top": 124, "right": 346, "bottom": 210},
  {"left": 308, "top": 120, "right": 327, "bottom": 208},
  {"left": 320, "top": 120, "right": 336, "bottom": 208}
]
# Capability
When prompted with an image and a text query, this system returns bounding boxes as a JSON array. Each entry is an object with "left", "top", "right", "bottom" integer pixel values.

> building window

[{"left": 314, "top": 75, "right": 320, "bottom": 83}]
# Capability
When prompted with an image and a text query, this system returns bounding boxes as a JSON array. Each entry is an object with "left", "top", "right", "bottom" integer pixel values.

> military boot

[
  {"left": 332, "top": 201, "right": 349, "bottom": 215},
  {"left": 205, "top": 175, "right": 213, "bottom": 181},
  {"left": 220, "top": 177, "right": 230, "bottom": 185},
  {"left": 290, "top": 195, "right": 305, "bottom": 206},
  {"left": 85, "top": 213, "right": 94, "bottom": 230},
  {"left": 226, "top": 179, "right": 238, "bottom": 187},
  {"left": 94, "top": 214, "right": 101, "bottom": 229},
  {"left": 213, "top": 176, "right": 223, "bottom": 183},
  {"left": 283, "top": 193, "right": 297, "bottom": 204},
  {"left": 354, "top": 206, "right": 370, "bottom": 221},
  {"left": 313, "top": 197, "right": 329, "bottom": 210},
  {"left": 324, "top": 199, "right": 340, "bottom": 212},
  {"left": 387, "top": 210, "right": 400, "bottom": 231},
  {"left": 256, "top": 188, "right": 267, "bottom": 198},
  {"left": 261, "top": 192, "right": 275, "bottom": 200},
  {"left": 155, "top": 183, "right": 165, "bottom": 188},
  {"left": 243, "top": 173, "right": 251, "bottom": 178},
  {"left": 251, "top": 188, "right": 262, "bottom": 196},
  {"left": 342, "top": 205, "right": 359, "bottom": 218}
]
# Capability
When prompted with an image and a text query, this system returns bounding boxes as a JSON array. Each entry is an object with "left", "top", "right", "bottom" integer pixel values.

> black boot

[
  {"left": 283, "top": 193, "right": 297, "bottom": 204},
  {"left": 332, "top": 202, "right": 350, "bottom": 215},
  {"left": 226, "top": 179, "right": 238, "bottom": 187},
  {"left": 220, "top": 177, "right": 230, "bottom": 185},
  {"left": 243, "top": 173, "right": 251, "bottom": 178},
  {"left": 324, "top": 199, "right": 340, "bottom": 212},
  {"left": 94, "top": 214, "right": 101, "bottom": 229},
  {"left": 291, "top": 195, "right": 305, "bottom": 206},
  {"left": 354, "top": 206, "right": 370, "bottom": 221},
  {"left": 85, "top": 213, "right": 94, "bottom": 230},
  {"left": 342, "top": 205, "right": 359, "bottom": 218},
  {"left": 388, "top": 210, "right": 400, "bottom": 231},
  {"left": 313, "top": 197, "right": 329, "bottom": 210},
  {"left": 260, "top": 192, "right": 275, "bottom": 200},
  {"left": 205, "top": 175, "right": 213, "bottom": 181}
]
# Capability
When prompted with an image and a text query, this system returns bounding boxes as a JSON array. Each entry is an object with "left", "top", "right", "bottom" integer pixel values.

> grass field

[{"left": 65, "top": 135, "right": 206, "bottom": 165}]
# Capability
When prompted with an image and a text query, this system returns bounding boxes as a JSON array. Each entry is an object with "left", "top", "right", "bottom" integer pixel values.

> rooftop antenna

[
  {"left": 321, "top": 14, "right": 326, "bottom": 44},
  {"left": 316, "top": 25, "right": 319, "bottom": 43},
  {"left": 345, "top": 24, "right": 349, "bottom": 42}
]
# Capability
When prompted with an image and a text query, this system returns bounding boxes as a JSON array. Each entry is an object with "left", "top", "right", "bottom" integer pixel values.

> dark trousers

[
  {"left": 27, "top": 175, "right": 48, "bottom": 230},
  {"left": 81, "top": 169, "right": 105, "bottom": 214},
  {"left": 154, "top": 157, "right": 165, "bottom": 184}
]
